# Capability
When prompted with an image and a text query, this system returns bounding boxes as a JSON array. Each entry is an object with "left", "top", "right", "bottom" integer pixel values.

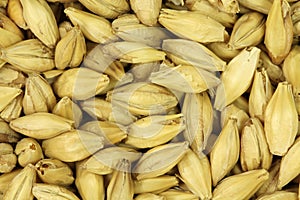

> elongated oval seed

[{"left": 9, "top": 112, "right": 74, "bottom": 139}]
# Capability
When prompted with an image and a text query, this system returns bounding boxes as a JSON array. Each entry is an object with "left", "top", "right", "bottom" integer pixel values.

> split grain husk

[
  {"left": 75, "top": 161, "right": 104, "bottom": 200},
  {"left": 15, "top": 138, "right": 44, "bottom": 167},
  {"left": 55, "top": 25, "right": 86, "bottom": 69},
  {"left": 134, "top": 175, "right": 178, "bottom": 194},
  {"left": 210, "top": 118, "right": 239, "bottom": 186},
  {"left": 0, "top": 65, "right": 26, "bottom": 88},
  {"left": 134, "top": 142, "right": 189, "bottom": 180},
  {"left": 264, "top": 82, "right": 298, "bottom": 156},
  {"left": 0, "top": 39, "right": 55, "bottom": 73},
  {"left": 53, "top": 67, "right": 110, "bottom": 100},
  {"left": 0, "top": 169, "right": 21, "bottom": 196},
  {"left": 0, "top": 143, "right": 17, "bottom": 173},
  {"left": 158, "top": 9, "right": 227, "bottom": 43},
  {"left": 9, "top": 112, "right": 74, "bottom": 139},
  {"left": 42, "top": 130, "right": 104, "bottom": 162},
  {"left": 23, "top": 73, "right": 56, "bottom": 115},
  {"left": 162, "top": 39, "right": 226, "bottom": 72},
  {"left": 126, "top": 114, "right": 185, "bottom": 148},
  {"left": 32, "top": 183, "right": 80, "bottom": 200},
  {"left": 264, "top": 0, "right": 293, "bottom": 64},
  {"left": 0, "top": 86, "right": 22, "bottom": 113},
  {"left": 249, "top": 68, "right": 273, "bottom": 121},
  {"left": 214, "top": 47, "right": 260, "bottom": 110},
  {"left": 107, "top": 159, "right": 134, "bottom": 200},
  {"left": 240, "top": 118, "right": 272, "bottom": 171},
  {"left": 0, "top": 92, "right": 23, "bottom": 122},
  {"left": 64, "top": 7, "right": 118, "bottom": 44},
  {"left": 130, "top": 0, "right": 162, "bottom": 26},
  {"left": 20, "top": 0, "right": 59, "bottom": 48},
  {"left": 78, "top": 0, "right": 130, "bottom": 19},
  {"left": 35, "top": 159, "right": 74, "bottom": 186},
  {"left": 2, "top": 164, "right": 36, "bottom": 200},
  {"left": 229, "top": 12, "right": 265, "bottom": 49},
  {"left": 178, "top": 150, "right": 212, "bottom": 199},
  {"left": 182, "top": 92, "right": 213, "bottom": 153}
]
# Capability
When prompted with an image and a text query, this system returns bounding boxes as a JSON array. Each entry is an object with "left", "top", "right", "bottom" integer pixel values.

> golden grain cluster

[{"left": 0, "top": 0, "right": 300, "bottom": 199}]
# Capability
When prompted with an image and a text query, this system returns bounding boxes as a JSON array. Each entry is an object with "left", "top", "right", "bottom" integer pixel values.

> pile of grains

[{"left": 0, "top": 0, "right": 300, "bottom": 199}]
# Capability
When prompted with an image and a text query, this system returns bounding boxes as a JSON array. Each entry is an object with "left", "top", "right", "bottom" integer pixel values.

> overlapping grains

[
  {"left": 54, "top": 25, "right": 86, "bottom": 70},
  {"left": 214, "top": 47, "right": 260, "bottom": 110},
  {"left": 42, "top": 130, "right": 105, "bottom": 162},
  {"left": 75, "top": 161, "right": 105, "bottom": 200},
  {"left": 21, "top": 0, "right": 59, "bottom": 49},
  {"left": 133, "top": 175, "right": 178, "bottom": 194},
  {"left": 78, "top": 0, "right": 130, "bottom": 19},
  {"left": 64, "top": 7, "right": 118, "bottom": 44},
  {"left": 248, "top": 68, "right": 273, "bottom": 121},
  {"left": 1, "top": 0, "right": 300, "bottom": 199},
  {"left": 158, "top": 9, "right": 227, "bottom": 43},
  {"left": 240, "top": 118, "right": 272, "bottom": 171},
  {"left": 177, "top": 150, "right": 212, "bottom": 199},
  {"left": 106, "top": 159, "right": 134, "bottom": 200},
  {"left": 3, "top": 164, "right": 36, "bottom": 200},
  {"left": 210, "top": 118, "right": 239, "bottom": 186},
  {"left": 182, "top": 92, "right": 213, "bottom": 153},
  {"left": 0, "top": 39, "right": 55, "bottom": 73}
]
